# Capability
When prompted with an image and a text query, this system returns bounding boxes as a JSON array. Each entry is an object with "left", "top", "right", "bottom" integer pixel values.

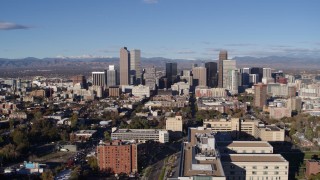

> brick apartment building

[{"left": 97, "top": 140, "right": 138, "bottom": 174}]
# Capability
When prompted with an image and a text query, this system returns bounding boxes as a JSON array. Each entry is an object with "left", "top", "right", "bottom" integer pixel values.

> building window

[
  {"left": 275, "top": 171, "right": 279, "bottom": 175},
  {"left": 252, "top": 166, "right": 257, "bottom": 169},
  {"left": 263, "top": 171, "right": 268, "bottom": 175},
  {"left": 264, "top": 166, "right": 268, "bottom": 169},
  {"left": 275, "top": 166, "right": 279, "bottom": 169},
  {"left": 252, "top": 171, "right": 257, "bottom": 175}
]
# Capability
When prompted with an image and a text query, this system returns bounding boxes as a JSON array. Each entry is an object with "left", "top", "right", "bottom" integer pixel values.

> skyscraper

[
  {"left": 92, "top": 71, "right": 107, "bottom": 87},
  {"left": 120, "top": 47, "right": 130, "bottom": 86},
  {"left": 107, "top": 65, "right": 117, "bottom": 87},
  {"left": 251, "top": 67, "right": 263, "bottom": 82},
  {"left": 218, "top": 50, "right": 228, "bottom": 88},
  {"left": 240, "top": 67, "right": 251, "bottom": 86},
  {"left": 205, "top": 62, "right": 218, "bottom": 88},
  {"left": 165, "top": 62, "right": 177, "bottom": 88},
  {"left": 254, "top": 83, "right": 267, "bottom": 108},
  {"left": 229, "top": 69, "right": 240, "bottom": 94},
  {"left": 222, "top": 60, "right": 236, "bottom": 89},
  {"left": 262, "top": 68, "right": 274, "bottom": 84},
  {"left": 192, "top": 67, "right": 207, "bottom": 87},
  {"left": 143, "top": 66, "right": 157, "bottom": 90},
  {"left": 130, "top": 49, "right": 141, "bottom": 85}
]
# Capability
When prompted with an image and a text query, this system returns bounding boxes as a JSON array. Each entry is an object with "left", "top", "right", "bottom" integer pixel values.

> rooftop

[
  {"left": 113, "top": 129, "right": 166, "bottom": 134},
  {"left": 221, "top": 154, "right": 287, "bottom": 163},
  {"left": 217, "top": 141, "right": 272, "bottom": 148}
]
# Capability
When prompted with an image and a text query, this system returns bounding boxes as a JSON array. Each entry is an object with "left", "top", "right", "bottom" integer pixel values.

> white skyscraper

[
  {"left": 222, "top": 60, "right": 237, "bottom": 89},
  {"left": 229, "top": 69, "right": 240, "bottom": 94},
  {"left": 107, "top": 65, "right": 117, "bottom": 87},
  {"left": 130, "top": 49, "right": 141, "bottom": 84},
  {"left": 262, "top": 68, "right": 274, "bottom": 84},
  {"left": 92, "top": 71, "right": 107, "bottom": 88}
]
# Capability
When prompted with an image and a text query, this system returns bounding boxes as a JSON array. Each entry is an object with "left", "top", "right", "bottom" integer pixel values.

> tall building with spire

[
  {"left": 218, "top": 50, "right": 228, "bottom": 88},
  {"left": 120, "top": 47, "right": 130, "bottom": 86}
]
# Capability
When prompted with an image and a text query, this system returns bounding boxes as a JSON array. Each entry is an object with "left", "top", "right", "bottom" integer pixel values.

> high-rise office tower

[
  {"left": 165, "top": 62, "right": 177, "bottom": 88},
  {"left": 120, "top": 47, "right": 130, "bottom": 86},
  {"left": 254, "top": 83, "right": 267, "bottom": 108},
  {"left": 222, "top": 60, "right": 236, "bottom": 89},
  {"left": 229, "top": 69, "right": 240, "bottom": 94},
  {"left": 262, "top": 68, "right": 274, "bottom": 84},
  {"left": 71, "top": 75, "right": 87, "bottom": 88},
  {"left": 130, "top": 49, "right": 141, "bottom": 84},
  {"left": 240, "top": 68, "right": 251, "bottom": 86},
  {"left": 92, "top": 71, "right": 107, "bottom": 87},
  {"left": 205, "top": 62, "right": 218, "bottom": 88},
  {"left": 143, "top": 67, "right": 157, "bottom": 90},
  {"left": 251, "top": 67, "right": 263, "bottom": 82},
  {"left": 192, "top": 67, "right": 207, "bottom": 87},
  {"left": 180, "top": 70, "right": 193, "bottom": 86},
  {"left": 107, "top": 65, "right": 117, "bottom": 87},
  {"left": 263, "top": 68, "right": 271, "bottom": 78},
  {"left": 218, "top": 50, "right": 228, "bottom": 88}
]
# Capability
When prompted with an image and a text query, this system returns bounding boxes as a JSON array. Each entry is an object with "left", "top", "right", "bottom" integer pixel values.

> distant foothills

[{"left": 0, "top": 56, "right": 319, "bottom": 70}]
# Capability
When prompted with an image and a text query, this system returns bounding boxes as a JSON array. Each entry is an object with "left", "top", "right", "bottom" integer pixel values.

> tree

[
  {"left": 9, "top": 119, "right": 15, "bottom": 130},
  {"left": 11, "top": 128, "right": 29, "bottom": 152},
  {"left": 70, "top": 166, "right": 81, "bottom": 180},
  {"left": 87, "top": 156, "right": 99, "bottom": 172},
  {"left": 34, "top": 111, "right": 43, "bottom": 120},
  {"left": 0, "top": 144, "right": 20, "bottom": 161},
  {"left": 104, "top": 131, "right": 111, "bottom": 141},
  {"left": 41, "top": 169, "right": 54, "bottom": 180},
  {"left": 305, "top": 127, "right": 314, "bottom": 140},
  {"left": 70, "top": 113, "right": 79, "bottom": 129}
]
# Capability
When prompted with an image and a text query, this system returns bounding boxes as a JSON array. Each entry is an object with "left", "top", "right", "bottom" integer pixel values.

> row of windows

[
  {"left": 230, "top": 165, "right": 286, "bottom": 170},
  {"left": 230, "top": 171, "right": 281, "bottom": 175}
]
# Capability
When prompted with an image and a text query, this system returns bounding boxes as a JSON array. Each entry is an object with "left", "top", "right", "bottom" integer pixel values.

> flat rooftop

[
  {"left": 217, "top": 141, "right": 272, "bottom": 148},
  {"left": 264, "top": 125, "right": 281, "bottom": 131},
  {"left": 113, "top": 129, "right": 166, "bottom": 134},
  {"left": 221, "top": 154, "right": 287, "bottom": 163},
  {"left": 181, "top": 143, "right": 225, "bottom": 177}
]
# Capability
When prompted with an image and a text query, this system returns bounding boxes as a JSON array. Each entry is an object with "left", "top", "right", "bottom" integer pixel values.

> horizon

[{"left": 1, "top": 0, "right": 320, "bottom": 59}]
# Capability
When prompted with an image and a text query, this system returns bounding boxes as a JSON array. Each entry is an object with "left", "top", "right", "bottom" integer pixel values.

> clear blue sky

[{"left": 1, "top": 0, "right": 320, "bottom": 59}]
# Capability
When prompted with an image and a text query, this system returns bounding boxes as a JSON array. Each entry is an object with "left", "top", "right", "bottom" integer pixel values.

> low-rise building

[
  {"left": 70, "top": 130, "right": 97, "bottom": 142},
  {"left": 203, "top": 118, "right": 285, "bottom": 142},
  {"left": 166, "top": 115, "right": 183, "bottom": 132},
  {"left": 306, "top": 160, "right": 320, "bottom": 179},
  {"left": 132, "top": 85, "right": 150, "bottom": 98},
  {"left": 9, "top": 112, "right": 27, "bottom": 120},
  {"left": 111, "top": 128, "right": 169, "bottom": 143},
  {"left": 269, "top": 106, "right": 291, "bottom": 120}
]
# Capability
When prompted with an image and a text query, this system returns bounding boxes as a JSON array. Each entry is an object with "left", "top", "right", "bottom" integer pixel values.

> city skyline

[{"left": 0, "top": 0, "right": 320, "bottom": 59}]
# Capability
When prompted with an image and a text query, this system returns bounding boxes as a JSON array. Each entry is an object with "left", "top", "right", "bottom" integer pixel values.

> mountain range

[{"left": 0, "top": 56, "right": 318, "bottom": 70}]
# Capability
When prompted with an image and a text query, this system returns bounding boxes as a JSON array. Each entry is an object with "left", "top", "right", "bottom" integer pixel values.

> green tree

[
  {"left": 34, "top": 111, "right": 43, "bottom": 120},
  {"left": 70, "top": 166, "right": 81, "bottom": 180},
  {"left": 87, "top": 156, "right": 99, "bottom": 172},
  {"left": 305, "top": 127, "right": 314, "bottom": 140},
  {"left": 104, "top": 131, "right": 111, "bottom": 141},
  {"left": 9, "top": 119, "right": 15, "bottom": 130},
  {"left": 70, "top": 113, "right": 79, "bottom": 129},
  {"left": 11, "top": 128, "right": 29, "bottom": 152},
  {"left": 0, "top": 143, "right": 20, "bottom": 161},
  {"left": 41, "top": 169, "right": 54, "bottom": 180}
]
